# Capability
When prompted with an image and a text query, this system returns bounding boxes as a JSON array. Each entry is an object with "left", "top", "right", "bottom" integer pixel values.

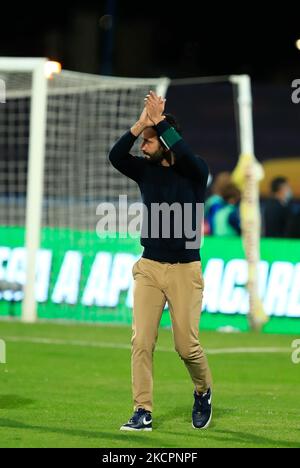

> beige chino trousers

[{"left": 131, "top": 257, "right": 212, "bottom": 412}]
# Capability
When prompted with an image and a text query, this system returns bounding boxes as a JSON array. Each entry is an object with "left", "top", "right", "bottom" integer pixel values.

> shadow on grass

[
  {"left": 1, "top": 405, "right": 297, "bottom": 448},
  {"left": 0, "top": 418, "right": 168, "bottom": 447},
  {"left": 0, "top": 395, "right": 35, "bottom": 409},
  {"left": 155, "top": 405, "right": 299, "bottom": 448},
  {"left": 208, "top": 428, "right": 299, "bottom": 449},
  {"left": 163, "top": 427, "right": 299, "bottom": 448},
  {"left": 155, "top": 404, "right": 234, "bottom": 428}
]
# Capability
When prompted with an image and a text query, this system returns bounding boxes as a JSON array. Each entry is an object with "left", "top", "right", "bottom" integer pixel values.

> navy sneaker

[
  {"left": 192, "top": 388, "right": 212, "bottom": 429},
  {"left": 120, "top": 408, "right": 152, "bottom": 431}
]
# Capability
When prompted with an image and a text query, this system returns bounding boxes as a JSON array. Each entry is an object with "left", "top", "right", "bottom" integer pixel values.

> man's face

[
  {"left": 280, "top": 182, "right": 293, "bottom": 203},
  {"left": 140, "top": 127, "right": 165, "bottom": 163}
]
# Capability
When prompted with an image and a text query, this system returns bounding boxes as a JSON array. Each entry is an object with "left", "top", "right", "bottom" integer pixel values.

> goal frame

[{"left": 0, "top": 57, "right": 170, "bottom": 322}]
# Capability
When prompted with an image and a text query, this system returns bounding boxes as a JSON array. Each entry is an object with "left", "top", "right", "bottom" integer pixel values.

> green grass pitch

[{"left": 0, "top": 321, "right": 299, "bottom": 448}]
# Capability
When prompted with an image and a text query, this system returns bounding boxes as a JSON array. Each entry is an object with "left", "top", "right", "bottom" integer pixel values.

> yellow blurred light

[
  {"left": 45, "top": 61, "right": 62, "bottom": 79},
  {"left": 296, "top": 39, "right": 300, "bottom": 50}
]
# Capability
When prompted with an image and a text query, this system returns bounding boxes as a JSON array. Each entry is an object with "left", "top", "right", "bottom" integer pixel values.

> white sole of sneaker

[
  {"left": 120, "top": 427, "right": 152, "bottom": 431},
  {"left": 192, "top": 409, "right": 212, "bottom": 430}
]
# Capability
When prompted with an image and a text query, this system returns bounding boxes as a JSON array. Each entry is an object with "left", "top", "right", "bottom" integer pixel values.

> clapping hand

[{"left": 144, "top": 91, "right": 166, "bottom": 125}]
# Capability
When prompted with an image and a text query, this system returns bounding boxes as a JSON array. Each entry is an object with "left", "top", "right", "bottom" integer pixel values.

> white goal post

[
  {"left": 230, "top": 75, "right": 267, "bottom": 329},
  {"left": 0, "top": 58, "right": 48, "bottom": 324}
]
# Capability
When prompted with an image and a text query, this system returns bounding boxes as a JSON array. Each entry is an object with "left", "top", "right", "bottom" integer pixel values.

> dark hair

[
  {"left": 221, "top": 182, "right": 241, "bottom": 203},
  {"left": 271, "top": 177, "right": 288, "bottom": 194},
  {"left": 162, "top": 113, "right": 182, "bottom": 135}
]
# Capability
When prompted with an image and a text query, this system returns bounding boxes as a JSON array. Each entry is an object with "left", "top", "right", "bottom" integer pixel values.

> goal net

[{"left": 0, "top": 59, "right": 265, "bottom": 329}]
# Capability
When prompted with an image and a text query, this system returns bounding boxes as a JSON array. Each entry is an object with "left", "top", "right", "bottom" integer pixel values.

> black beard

[
  {"left": 146, "top": 150, "right": 174, "bottom": 166},
  {"left": 147, "top": 151, "right": 165, "bottom": 164}
]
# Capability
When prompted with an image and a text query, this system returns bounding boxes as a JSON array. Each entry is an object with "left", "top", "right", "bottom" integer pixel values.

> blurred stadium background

[{"left": 0, "top": 1, "right": 300, "bottom": 449}]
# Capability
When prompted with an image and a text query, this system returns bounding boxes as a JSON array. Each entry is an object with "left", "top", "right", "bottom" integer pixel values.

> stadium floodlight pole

[
  {"left": 229, "top": 74, "right": 268, "bottom": 331},
  {"left": 0, "top": 58, "right": 48, "bottom": 323}
]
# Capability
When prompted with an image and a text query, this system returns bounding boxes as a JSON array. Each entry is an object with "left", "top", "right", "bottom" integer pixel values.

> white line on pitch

[{"left": 2, "top": 336, "right": 291, "bottom": 355}]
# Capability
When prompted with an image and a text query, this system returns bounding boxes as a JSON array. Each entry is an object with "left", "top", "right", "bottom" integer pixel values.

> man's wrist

[
  {"left": 152, "top": 116, "right": 165, "bottom": 126},
  {"left": 130, "top": 120, "right": 147, "bottom": 137}
]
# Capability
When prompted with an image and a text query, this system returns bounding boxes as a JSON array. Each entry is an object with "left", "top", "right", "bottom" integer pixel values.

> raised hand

[
  {"left": 138, "top": 105, "right": 154, "bottom": 128},
  {"left": 131, "top": 91, "right": 166, "bottom": 137},
  {"left": 131, "top": 101, "right": 155, "bottom": 137},
  {"left": 145, "top": 91, "right": 166, "bottom": 125}
]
